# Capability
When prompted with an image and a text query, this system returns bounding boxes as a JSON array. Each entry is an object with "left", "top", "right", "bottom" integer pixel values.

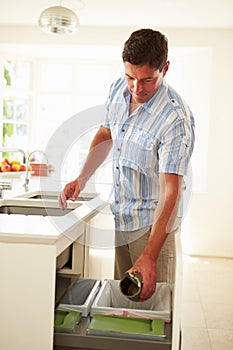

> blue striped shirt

[{"left": 104, "top": 76, "right": 195, "bottom": 231}]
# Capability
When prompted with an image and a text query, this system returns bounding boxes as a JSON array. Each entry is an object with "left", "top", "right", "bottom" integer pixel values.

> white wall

[
  {"left": 166, "top": 29, "right": 233, "bottom": 258},
  {"left": 0, "top": 25, "right": 233, "bottom": 258}
]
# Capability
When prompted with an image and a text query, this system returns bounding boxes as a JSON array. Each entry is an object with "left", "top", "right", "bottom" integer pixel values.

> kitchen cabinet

[
  {"left": 0, "top": 192, "right": 105, "bottom": 350},
  {"left": 54, "top": 221, "right": 183, "bottom": 350},
  {"left": 0, "top": 188, "right": 182, "bottom": 350}
]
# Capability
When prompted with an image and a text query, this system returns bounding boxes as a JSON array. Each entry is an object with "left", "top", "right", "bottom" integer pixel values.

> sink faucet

[{"left": 23, "top": 150, "right": 49, "bottom": 191}]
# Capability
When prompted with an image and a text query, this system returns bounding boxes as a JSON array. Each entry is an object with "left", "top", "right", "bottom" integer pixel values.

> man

[{"left": 59, "top": 28, "right": 195, "bottom": 301}]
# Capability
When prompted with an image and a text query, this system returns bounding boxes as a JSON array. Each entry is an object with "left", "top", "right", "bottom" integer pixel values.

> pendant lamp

[{"left": 38, "top": 4, "right": 79, "bottom": 34}]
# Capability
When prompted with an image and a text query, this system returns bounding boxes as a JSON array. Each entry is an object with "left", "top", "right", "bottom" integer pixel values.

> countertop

[{"left": 0, "top": 174, "right": 106, "bottom": 246}]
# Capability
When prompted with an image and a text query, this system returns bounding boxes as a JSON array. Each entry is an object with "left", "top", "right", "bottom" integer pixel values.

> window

[
  {"left": 1, "top": 60, "right": 31, "bottom": 149},
  {"left": 0, "top": 45, "right": 122, "bottom": 168}
]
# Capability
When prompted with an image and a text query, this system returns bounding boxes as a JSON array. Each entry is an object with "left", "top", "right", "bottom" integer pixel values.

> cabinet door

[{"left": 84, "top": 209, "right": 115, "bottom": 279}]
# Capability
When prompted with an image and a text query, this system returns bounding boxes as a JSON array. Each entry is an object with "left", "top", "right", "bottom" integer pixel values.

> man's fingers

[
  {"left": 58, "top": 180, "right": 80, "bottom": 208},
  {"left": 71, "top": 184, "right": 81, "bottom": 201},
  {"left": 59, "top": 191, "right": 67, "bottom": 210},
  {"left": 71, "top": 190, "right": 78, "bottom": 201}
]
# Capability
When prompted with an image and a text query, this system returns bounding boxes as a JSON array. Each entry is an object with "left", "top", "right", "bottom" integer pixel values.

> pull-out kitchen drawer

[
  {"left": 54, "top": 278, "right": 172, "bottom": 349},
  {"left": 54, "top": 316, "right": 172, "bottom": 350}
]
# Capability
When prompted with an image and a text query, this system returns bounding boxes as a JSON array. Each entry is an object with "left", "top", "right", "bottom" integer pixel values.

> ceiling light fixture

[{"left": 38, "top": 2, "right": 79, "bottom": 35}]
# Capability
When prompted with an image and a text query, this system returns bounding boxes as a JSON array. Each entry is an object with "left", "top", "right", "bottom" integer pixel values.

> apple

[
  {"left": 0, "top": 161, "right": 6, "bottom": 171},
  {"left": 1, "top": 164, "right": 11, "bottom": 172},
  {"left": 19, "top": 164, "right": 26, "bottom": 171},
  {"left": 2, "top": 157, "right": 10, "bottom": 165},
  {"left": 10, "top": 159, "right": 20, "bottom": 166},
  {"left": 0, "top": 161, "right": 8, "bottom": 171},
  {"left": 11, "top": 164, "right": 21, "bottom": 172}
]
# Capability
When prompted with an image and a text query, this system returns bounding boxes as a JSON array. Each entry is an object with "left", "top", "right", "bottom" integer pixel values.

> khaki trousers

[{"left": 114, "top": 226, "right": 178, "bottom": 285}]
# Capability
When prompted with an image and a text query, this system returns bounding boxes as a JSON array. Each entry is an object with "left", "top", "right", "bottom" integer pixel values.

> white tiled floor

[{"left": 181, "top": 255, "right": 233, "bottom": 350}]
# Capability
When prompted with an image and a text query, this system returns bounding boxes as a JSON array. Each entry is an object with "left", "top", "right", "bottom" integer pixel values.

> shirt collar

[{"left": 122, "top": 79, "right": 167, "bottom": 114}]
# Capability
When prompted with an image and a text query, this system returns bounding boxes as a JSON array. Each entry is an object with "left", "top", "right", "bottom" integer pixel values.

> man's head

[
  {"left": 122, "top": 29, "right": 169, "bottom": 104},
  {"left": 122, "top": 28, "right": 168, "bottom": 72}
]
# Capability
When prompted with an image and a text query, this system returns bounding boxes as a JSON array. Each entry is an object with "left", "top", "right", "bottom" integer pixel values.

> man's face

[{"left": 124, "top": 61, "right": 169, "bottom": 104}]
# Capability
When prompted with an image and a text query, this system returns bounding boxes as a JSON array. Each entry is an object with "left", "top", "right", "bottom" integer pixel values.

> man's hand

[
  {"left": 58, "top": 177, "right": 85, "bottom": 210},
  {"left": 127, "top": 251, "right": 157, "bottom": 301},
  {"left": 58, "top": 125, "right": 112, "bottom": 211}
]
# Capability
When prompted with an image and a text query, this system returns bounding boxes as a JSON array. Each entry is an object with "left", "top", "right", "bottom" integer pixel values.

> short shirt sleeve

[{"left": 158, "top": 116, "right": 194, "bottom": 176}]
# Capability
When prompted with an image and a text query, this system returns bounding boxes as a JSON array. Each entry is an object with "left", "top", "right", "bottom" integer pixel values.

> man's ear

[{"left": 163, "top": 61, "right": 170, "bottom": 76}]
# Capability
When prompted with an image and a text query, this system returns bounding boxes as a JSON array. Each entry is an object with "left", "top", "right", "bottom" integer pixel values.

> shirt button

[
  {"left": 117, "top": 148, "right": 120, "bottom": 151},
  {"left": 116, "top": 183, "right": 119, "bottom": 186},
  {"left": 116, "top": 166, "right": 119, "bottom": 170},
  {"left": 121, "top": 129, "right": 125, "bottom": 132},
  {"left": 116, "top": 201, "right": 119, "bottom": 204}
]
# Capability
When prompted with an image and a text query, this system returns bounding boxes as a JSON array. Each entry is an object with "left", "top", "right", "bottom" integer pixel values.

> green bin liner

[
  {"left": 87, "top": 314, "right": 166, "bottom": 340},
  {"left": 54, "top": 310, "right": 81, "bottom": 331}
]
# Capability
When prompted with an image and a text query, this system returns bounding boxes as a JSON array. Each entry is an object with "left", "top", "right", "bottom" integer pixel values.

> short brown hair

[{"left": 122, "top": 28, "right": 168, "bottom": 71}]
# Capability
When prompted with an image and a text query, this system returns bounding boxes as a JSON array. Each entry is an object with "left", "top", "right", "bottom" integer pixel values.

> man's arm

[
  {"left": 128, "top": 173, "right": 182, "bottom": 301},
  {"left": 59, "top": 125, "right": 112, "bottom": 209}
]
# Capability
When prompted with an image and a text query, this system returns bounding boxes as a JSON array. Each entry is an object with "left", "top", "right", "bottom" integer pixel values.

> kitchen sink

[
  {"left": 0, "top": 204, "right": 79, "bottom": 216},
  {"left": 0, "top": 196, "right": 82, "bottom": 217},
  {"left": 0, "top": 190, "right": 99, "bottom": 217},
  {"left": 29, "top": 194, "right": 94, "bottom": 201},
  {"left": 17, "top": 191, "right": 97, "bottom": 202}
]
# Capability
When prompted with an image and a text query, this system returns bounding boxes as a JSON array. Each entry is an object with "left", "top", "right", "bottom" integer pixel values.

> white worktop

[{"left": 0, "top": 174, "right": 106, "bottom": 247}]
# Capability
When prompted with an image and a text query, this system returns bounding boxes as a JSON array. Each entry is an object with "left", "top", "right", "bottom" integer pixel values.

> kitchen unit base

[{"left": 54, "top": 316, "right": 172, "bottom": 350}]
